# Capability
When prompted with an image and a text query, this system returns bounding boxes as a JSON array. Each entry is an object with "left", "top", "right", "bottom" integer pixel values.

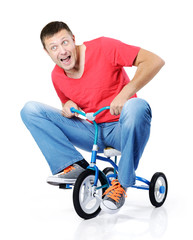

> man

[{"left": 21, "top": 21, "right": 164, "bottom": 213}]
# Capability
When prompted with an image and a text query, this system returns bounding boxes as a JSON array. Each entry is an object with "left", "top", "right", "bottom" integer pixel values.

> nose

[{"left": 58, "top": 45, "right": 67, "bottom": 55}]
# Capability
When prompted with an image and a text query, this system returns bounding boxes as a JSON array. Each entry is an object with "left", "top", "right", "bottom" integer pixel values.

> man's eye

[
  {"left": 63, "top": 40, "right": 68, "bottom": 45},
  {"left": 51, "top": 46, "right": 57, "bottom": 51}
]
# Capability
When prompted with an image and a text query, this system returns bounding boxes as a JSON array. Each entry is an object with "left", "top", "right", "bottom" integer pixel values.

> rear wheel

[
  {"left": 149, "top": 172, "right": 168, "bottom": 207},
  {"left": 102, "top": 167, "right": 117, "bottom": 183}
]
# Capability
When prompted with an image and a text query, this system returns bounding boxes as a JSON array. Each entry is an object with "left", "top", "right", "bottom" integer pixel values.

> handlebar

[
  {"left": 70, "top": 106, "right": 110, "bottom": 122},
  {"left": 70, "top": 106, "right": 110, "bottom": 145},
  {"left": 70, "top": 107, "right": 86, "bottom": 117}
]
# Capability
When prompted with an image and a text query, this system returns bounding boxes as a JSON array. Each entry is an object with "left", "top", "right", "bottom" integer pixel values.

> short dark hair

[{"left": 40, "top": 21, "right": 73, "bottom": 49}]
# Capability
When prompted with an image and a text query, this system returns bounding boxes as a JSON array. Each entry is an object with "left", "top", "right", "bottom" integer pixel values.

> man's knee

[
  {"left": 120, "top": 98, "right": 152, "bottom": 124},
  {"left": 20, "top": 101, "right": 40, "bottom": 123}
]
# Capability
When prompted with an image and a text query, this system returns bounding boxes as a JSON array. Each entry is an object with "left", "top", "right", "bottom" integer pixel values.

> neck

[{"left": 65, "top": 45, "right": 85, "bottom": 79}]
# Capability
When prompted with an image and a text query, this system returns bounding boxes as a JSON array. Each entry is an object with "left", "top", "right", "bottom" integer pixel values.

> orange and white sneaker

[
  {"left": 47, "top": 164, "right": 85, "bottom": 186},
  {"left": 100, "top": 179, "right": 127, "bottom": 214}
]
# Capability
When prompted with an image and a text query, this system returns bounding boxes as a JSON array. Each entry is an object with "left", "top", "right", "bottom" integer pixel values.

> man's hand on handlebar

[
  {"left": 62, "top": 100, "right": 82, "bottom": 118},
  {"left": 110, "top": 95, "right": 127, "bottom": 116}
]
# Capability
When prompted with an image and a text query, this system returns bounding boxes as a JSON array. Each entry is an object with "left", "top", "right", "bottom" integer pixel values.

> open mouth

[{"left": 60, "top": 56, "right": 71, "bottom": 64}]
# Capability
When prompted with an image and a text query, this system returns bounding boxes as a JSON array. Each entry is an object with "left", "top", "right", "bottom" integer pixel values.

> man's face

[{"left": 44, "top": 29, "right": 77, "bottom": 72}]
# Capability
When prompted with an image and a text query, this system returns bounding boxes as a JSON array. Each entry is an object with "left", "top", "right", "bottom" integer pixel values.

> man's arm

[{"left": 110, "top": 48, "right": 165, "bottom": 116}]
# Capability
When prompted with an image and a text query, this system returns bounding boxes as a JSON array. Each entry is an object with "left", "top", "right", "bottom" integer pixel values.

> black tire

[
  {"left": 102, "top": 167, "right": 115, "bottom": 175},
  {"left": 149, "top": 172, "right": 168, "bottom": 207},
  {"left": 73, "top": 169, "right": 107, "bottom": 219}
]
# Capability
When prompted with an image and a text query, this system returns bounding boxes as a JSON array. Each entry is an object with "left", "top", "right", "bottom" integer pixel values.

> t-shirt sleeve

[
  {"left": 52, "top": 71, "right": 70, "bottom": 104},
  {"left": 101, "top": 37, "right": 140, "bottom": 67}
]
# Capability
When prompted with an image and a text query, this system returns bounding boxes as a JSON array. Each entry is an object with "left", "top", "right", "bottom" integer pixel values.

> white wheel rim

[
  {"left": 79, "top": 175, "right": 103, "bottom": 214},
  {"left": 154, "top": 176, "right": 166, "bottom": 203}
]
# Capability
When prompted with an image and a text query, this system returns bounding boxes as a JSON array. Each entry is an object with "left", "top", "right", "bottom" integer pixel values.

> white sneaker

[
  {"left": 100, "top": 179, "right": 127, "bottom": 214},
  {"left": 47, "top": 164, "right": 85, "bottom": 186}
]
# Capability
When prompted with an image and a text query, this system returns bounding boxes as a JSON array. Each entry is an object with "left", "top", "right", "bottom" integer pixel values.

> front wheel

[
  {"left": 73, "top": 169, "right": 107, "bottom": 219},
  {"left": 149, "top": 172, "right": 168, "bottom": 207}
]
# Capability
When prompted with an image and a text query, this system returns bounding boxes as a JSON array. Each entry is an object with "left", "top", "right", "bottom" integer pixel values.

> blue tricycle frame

[{"left": 61, "top": 106, "right": 168, "bottom": 219}]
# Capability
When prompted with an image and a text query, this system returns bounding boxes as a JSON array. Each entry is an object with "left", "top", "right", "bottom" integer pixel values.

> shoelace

[
  {"left": 103, "top": 179, "right": 127, "bottom": 202},
  {"left": 61, "top": 165, "right": 75, "bottom": 175}
]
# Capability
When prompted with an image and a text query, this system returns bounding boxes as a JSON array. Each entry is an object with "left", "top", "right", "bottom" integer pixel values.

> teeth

[{"left": 61, "top": 56, "right": 70, "bottom": 61}]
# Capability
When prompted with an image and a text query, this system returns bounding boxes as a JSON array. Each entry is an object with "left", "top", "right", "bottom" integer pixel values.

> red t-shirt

[{"left": 52, "top": 37, "right": 140, "bottom": 123}]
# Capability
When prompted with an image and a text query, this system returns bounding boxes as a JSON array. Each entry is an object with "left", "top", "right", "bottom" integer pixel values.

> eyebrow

[{"left": 48, "top": 37, "right": 68, "bottom": 46}]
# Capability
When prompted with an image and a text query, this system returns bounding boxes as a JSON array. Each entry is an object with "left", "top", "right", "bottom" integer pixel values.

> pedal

[{"left": 59, "top": 184, "right": 72, "bottom": 189}]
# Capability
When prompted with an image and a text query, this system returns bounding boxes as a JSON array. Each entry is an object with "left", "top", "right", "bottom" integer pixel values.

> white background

[{"left": 1, "top": 0, "right": 192, "bottom": 239}]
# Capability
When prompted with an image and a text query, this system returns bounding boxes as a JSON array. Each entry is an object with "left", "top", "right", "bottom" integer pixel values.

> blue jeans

[{"left": 20, "top": 98, "right": 152, "bottom": 188}]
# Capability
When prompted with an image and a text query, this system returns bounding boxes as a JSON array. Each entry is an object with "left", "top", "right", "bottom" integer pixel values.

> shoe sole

[
  {"left": 47, "top": 177, "right": 76, "bottom": 185},
  {"left": 100, "top": 200, "right": 120, "bottom": 214}
]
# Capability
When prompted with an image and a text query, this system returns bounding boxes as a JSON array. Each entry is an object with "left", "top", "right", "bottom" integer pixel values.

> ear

[{"left": 72, "top": 35, "right": 75, "bottom": 43}]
